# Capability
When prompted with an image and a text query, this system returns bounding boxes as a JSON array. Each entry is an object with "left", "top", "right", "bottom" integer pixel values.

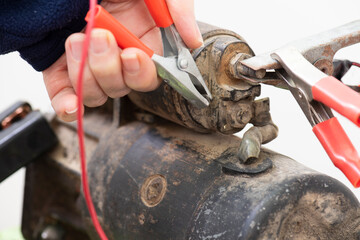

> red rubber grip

[
  {"left": 85, "top": 5, "right": 154, "bottom": 57},
  {"left": 144, "top": 0, "right": 174, "bottom": 28},
  {"left": 313, "top": 117, "right": 360, "bottom": 188},
  {"left": 312, "top": 76, "right": 360, "bottom": 127}
]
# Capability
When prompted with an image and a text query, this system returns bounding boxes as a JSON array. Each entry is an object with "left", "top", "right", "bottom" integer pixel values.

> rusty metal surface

[
  {"left": 230, "top": 20, "right": 360, "bottom": 89},
  {"left": 140, "top": 174, "right": 167, "bottom": 208},
  {"left": 83, "top": 120, "right": 360, "bottom": 240},
  {"left": 22, "top": 156, "right": 89, "bottom": 240},
  {"left": 21, "top": 104, "right": 110, "bottom": 240},
  {"left": 241, "top": 20, "right": 360, "bottom": 74},
  {"left": 20, "top": 96, "right": 360, "bottom": 239},
  {"left": 20, "top": 21, "right": 360, "bottom": 240},
  {"left": 129, "top": 23, "right": 275, "bottom": 136},
  {"left": 128, "top": 23, "right": 279, "bottom": 161}
]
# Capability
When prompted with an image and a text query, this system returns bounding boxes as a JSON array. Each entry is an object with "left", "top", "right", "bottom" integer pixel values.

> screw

[
  {"left": 237, "top": 63, "right": 266, "bottom": 79},
  {"left": 298, "top": 91, "right": 303, "bottom": 99},
  {"left": 229, "top": 53, "right": 266, "bottom": 79},
  {"left": 179, "top": 59, "right": 189, "bottom": 69},
  {"left": 40, "top": 225, "right": 64, "bottom": 240}
]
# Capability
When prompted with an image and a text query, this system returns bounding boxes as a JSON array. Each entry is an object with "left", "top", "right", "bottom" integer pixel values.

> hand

[{"left": 43, "top": 0, "right": 203, "bottom": 122}]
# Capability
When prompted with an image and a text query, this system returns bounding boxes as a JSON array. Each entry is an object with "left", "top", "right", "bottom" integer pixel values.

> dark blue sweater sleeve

[{"left": 0, "top": 0, "right": 95, "bottom": 71}]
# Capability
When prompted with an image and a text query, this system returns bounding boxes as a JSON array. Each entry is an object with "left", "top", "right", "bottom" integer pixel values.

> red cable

[
  {"left": 353, "top": 62, "right": 360, "bottom": 68},
  {"left": 77, "top": 1, "right": 108, "bottom": 239}
]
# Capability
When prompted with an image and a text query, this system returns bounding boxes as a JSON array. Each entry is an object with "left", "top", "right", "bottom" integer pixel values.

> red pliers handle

[
  {"left": 272, "top": 48, "right": 360, "bottom": 187},
  {"left": 85, "top": 0, "right": 173, "bottom": 56},
  {"left": 144, "top": 0, "right": 173, "bottom": 28},
  {"left": 312, "top": 76, "right": 360, "bottom": 126},
  {"left": 85, "top": 1, "right": 212, "bottom": 109}
]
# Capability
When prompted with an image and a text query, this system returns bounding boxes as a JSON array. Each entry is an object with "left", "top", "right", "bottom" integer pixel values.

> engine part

[
  {"left": 129, "top": 23, "right": 268, "bottom": 134},
  {"left": 21, "top": 100, "right": 360, "bottom": 240},
  {"left": 20, "top": 22, "right": 360, "bottom": 239},
  {"left": 129, "top": 23, "right": 278, "bottom": 162}
]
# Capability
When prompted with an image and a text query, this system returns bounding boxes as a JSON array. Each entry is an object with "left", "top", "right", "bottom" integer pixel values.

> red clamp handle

[
  {"left": 313, "top": 117, "right": 360, "bottom": 188},
  {"left": 312, "top": 76, "right": 360, "bottom": 127},
  {"left": 85, "top": 5, "right": 154, "bottom": 57},
  {"left": 144, "top": 0, "right": 174, "bottom": 28}
]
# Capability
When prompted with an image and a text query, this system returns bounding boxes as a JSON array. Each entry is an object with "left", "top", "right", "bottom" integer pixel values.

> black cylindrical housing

[{"left": 84, "top": 121, "right": 360, "bottom": 239}]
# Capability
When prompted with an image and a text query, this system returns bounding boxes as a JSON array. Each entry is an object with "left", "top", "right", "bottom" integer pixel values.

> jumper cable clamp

[
  {"left": 272, "top": 48, "right": 360, "bottom": 187},
  {"left": 234, "top": 19, "right": 360, "bottom": 187}
]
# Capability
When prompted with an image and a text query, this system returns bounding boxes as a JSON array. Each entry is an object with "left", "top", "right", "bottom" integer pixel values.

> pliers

[
  {"left": 271, "top": 47, "right": 360, "bottom": 187},
  {"left": 85, "top": 1, "right": 212, "bottom": 109},
  {"left": 235, "top": 20, "right": 360, "bottom": 187}
]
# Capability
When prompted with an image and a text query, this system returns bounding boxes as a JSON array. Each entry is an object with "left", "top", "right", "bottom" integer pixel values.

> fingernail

[
  {"left": 69, "top": 37, "right": 83, "bottom": 61},
  {"left": 198, "top": 38, "right": 204, "bottom": 48},
  {"left": 90, "top": 30, "right": 109, "bottom": 54},
  {"left": 65, "top": 107, "right": 78, "bottom": 115},
  {"left": 121, "top": 53, "right": 140, "bottom": 74},
  {"left": 195, "top": 25, "right": 204, "bottom": 47}
]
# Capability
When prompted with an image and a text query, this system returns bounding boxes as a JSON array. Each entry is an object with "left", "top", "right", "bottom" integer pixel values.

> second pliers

[{"left": 272, "top": 47, "right": 360, "bottom": 187}]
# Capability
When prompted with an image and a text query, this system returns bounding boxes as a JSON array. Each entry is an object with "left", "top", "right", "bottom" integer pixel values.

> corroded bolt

[
  {"left": 141, "top": 174, "right": 167, "bottom": 207},
  {"left": 229, "top": 53, "right": 266, "bottom": 79},
  {"left": 313, "top": 58, "right": 334, "bottom": 76}
]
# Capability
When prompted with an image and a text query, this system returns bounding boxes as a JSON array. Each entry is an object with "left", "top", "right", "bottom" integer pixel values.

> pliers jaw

[
  {"left": 86, "top": 4, "right": 212, "bottom": 109},
  {"left": 152, "top": 54, "right": 210, "bottom": 108},
  {"left": 275, "top": 69, "right": 333, "bottom": 127},
  {"left": 271, "top": 48, "right": 334, "bottom": 126},
  {"left": 159, "top": 26, "right": 212, "bottom": 108}
]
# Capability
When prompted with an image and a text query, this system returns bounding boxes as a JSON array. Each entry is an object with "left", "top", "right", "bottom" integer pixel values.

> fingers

[
  {"left": 42, "top": 55, "right": 80, "bottom": 122},
  {"left": 89, "top": 29, "right": 160, "bottom": 93},
  {"left": 88, "top": 29, "right": 131, "bottom": 98},
  {"left": 166, "top": 0, "right": 203, "bottom": 49},
  {"left": 66, "top": 29, "right": 160, "bottom": 100},
  {"left": 51, "top": 87, "right": 81, "bottom": 122},
  {"left": 66, "top": 32, "right": 109, "bottom": 107},
  {"left": 46, "top": 26, "right": 160, "bottom": 122},
  {"left": 121, "top": 47, "right": 160, "bottom": 92}
]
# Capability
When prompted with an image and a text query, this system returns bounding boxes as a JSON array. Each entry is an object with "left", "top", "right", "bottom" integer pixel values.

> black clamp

[{"left": 0, "top": 102, "right": 58, "bottom": 182}]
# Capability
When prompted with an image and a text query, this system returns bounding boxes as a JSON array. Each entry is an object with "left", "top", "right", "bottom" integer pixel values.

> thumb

[
  {"left": 50, "top": 87, "right": 80, "bottom": 122},
  {"left": 42, "top": 54, "right": 82, "bottom": 122}
]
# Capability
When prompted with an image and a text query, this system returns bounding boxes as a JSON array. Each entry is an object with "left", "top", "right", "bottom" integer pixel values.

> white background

[{"left": 0, "top": 0, "right": 359, "bottom": 231}]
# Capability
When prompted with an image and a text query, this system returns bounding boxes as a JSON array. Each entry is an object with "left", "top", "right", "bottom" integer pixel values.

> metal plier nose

[
  {"left": 272, "top": 47, "right": 360, "bottom": 188},
  {"left": 85, "top": 1, "right": 212, "bottom": 109}
]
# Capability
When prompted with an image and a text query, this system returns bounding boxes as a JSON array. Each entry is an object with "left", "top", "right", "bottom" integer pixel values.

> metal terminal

[
  {"left": 229, "top": 53, "right": 266, "bottom": 79},
  {"left": 241, "top": 20, "right": 360, "bottom": 73},
  {"left": 1, "top": 104, "right": 31, "bottom": 130}
]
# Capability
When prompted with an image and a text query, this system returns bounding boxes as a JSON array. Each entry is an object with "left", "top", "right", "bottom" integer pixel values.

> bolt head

[{"left": 179, "top": 59, "right": 189, "bottom": 69}]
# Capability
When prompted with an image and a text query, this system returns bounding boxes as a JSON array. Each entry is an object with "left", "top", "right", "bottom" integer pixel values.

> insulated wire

[
  {"left": 352, "top": 62, "right": 360, "bottom": 88},
  {"left": 353, "top": 62, "right": 360, "bottom": 68},
  {"left": 77, "top": 0, "right": 108, "bottom": 239}
]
